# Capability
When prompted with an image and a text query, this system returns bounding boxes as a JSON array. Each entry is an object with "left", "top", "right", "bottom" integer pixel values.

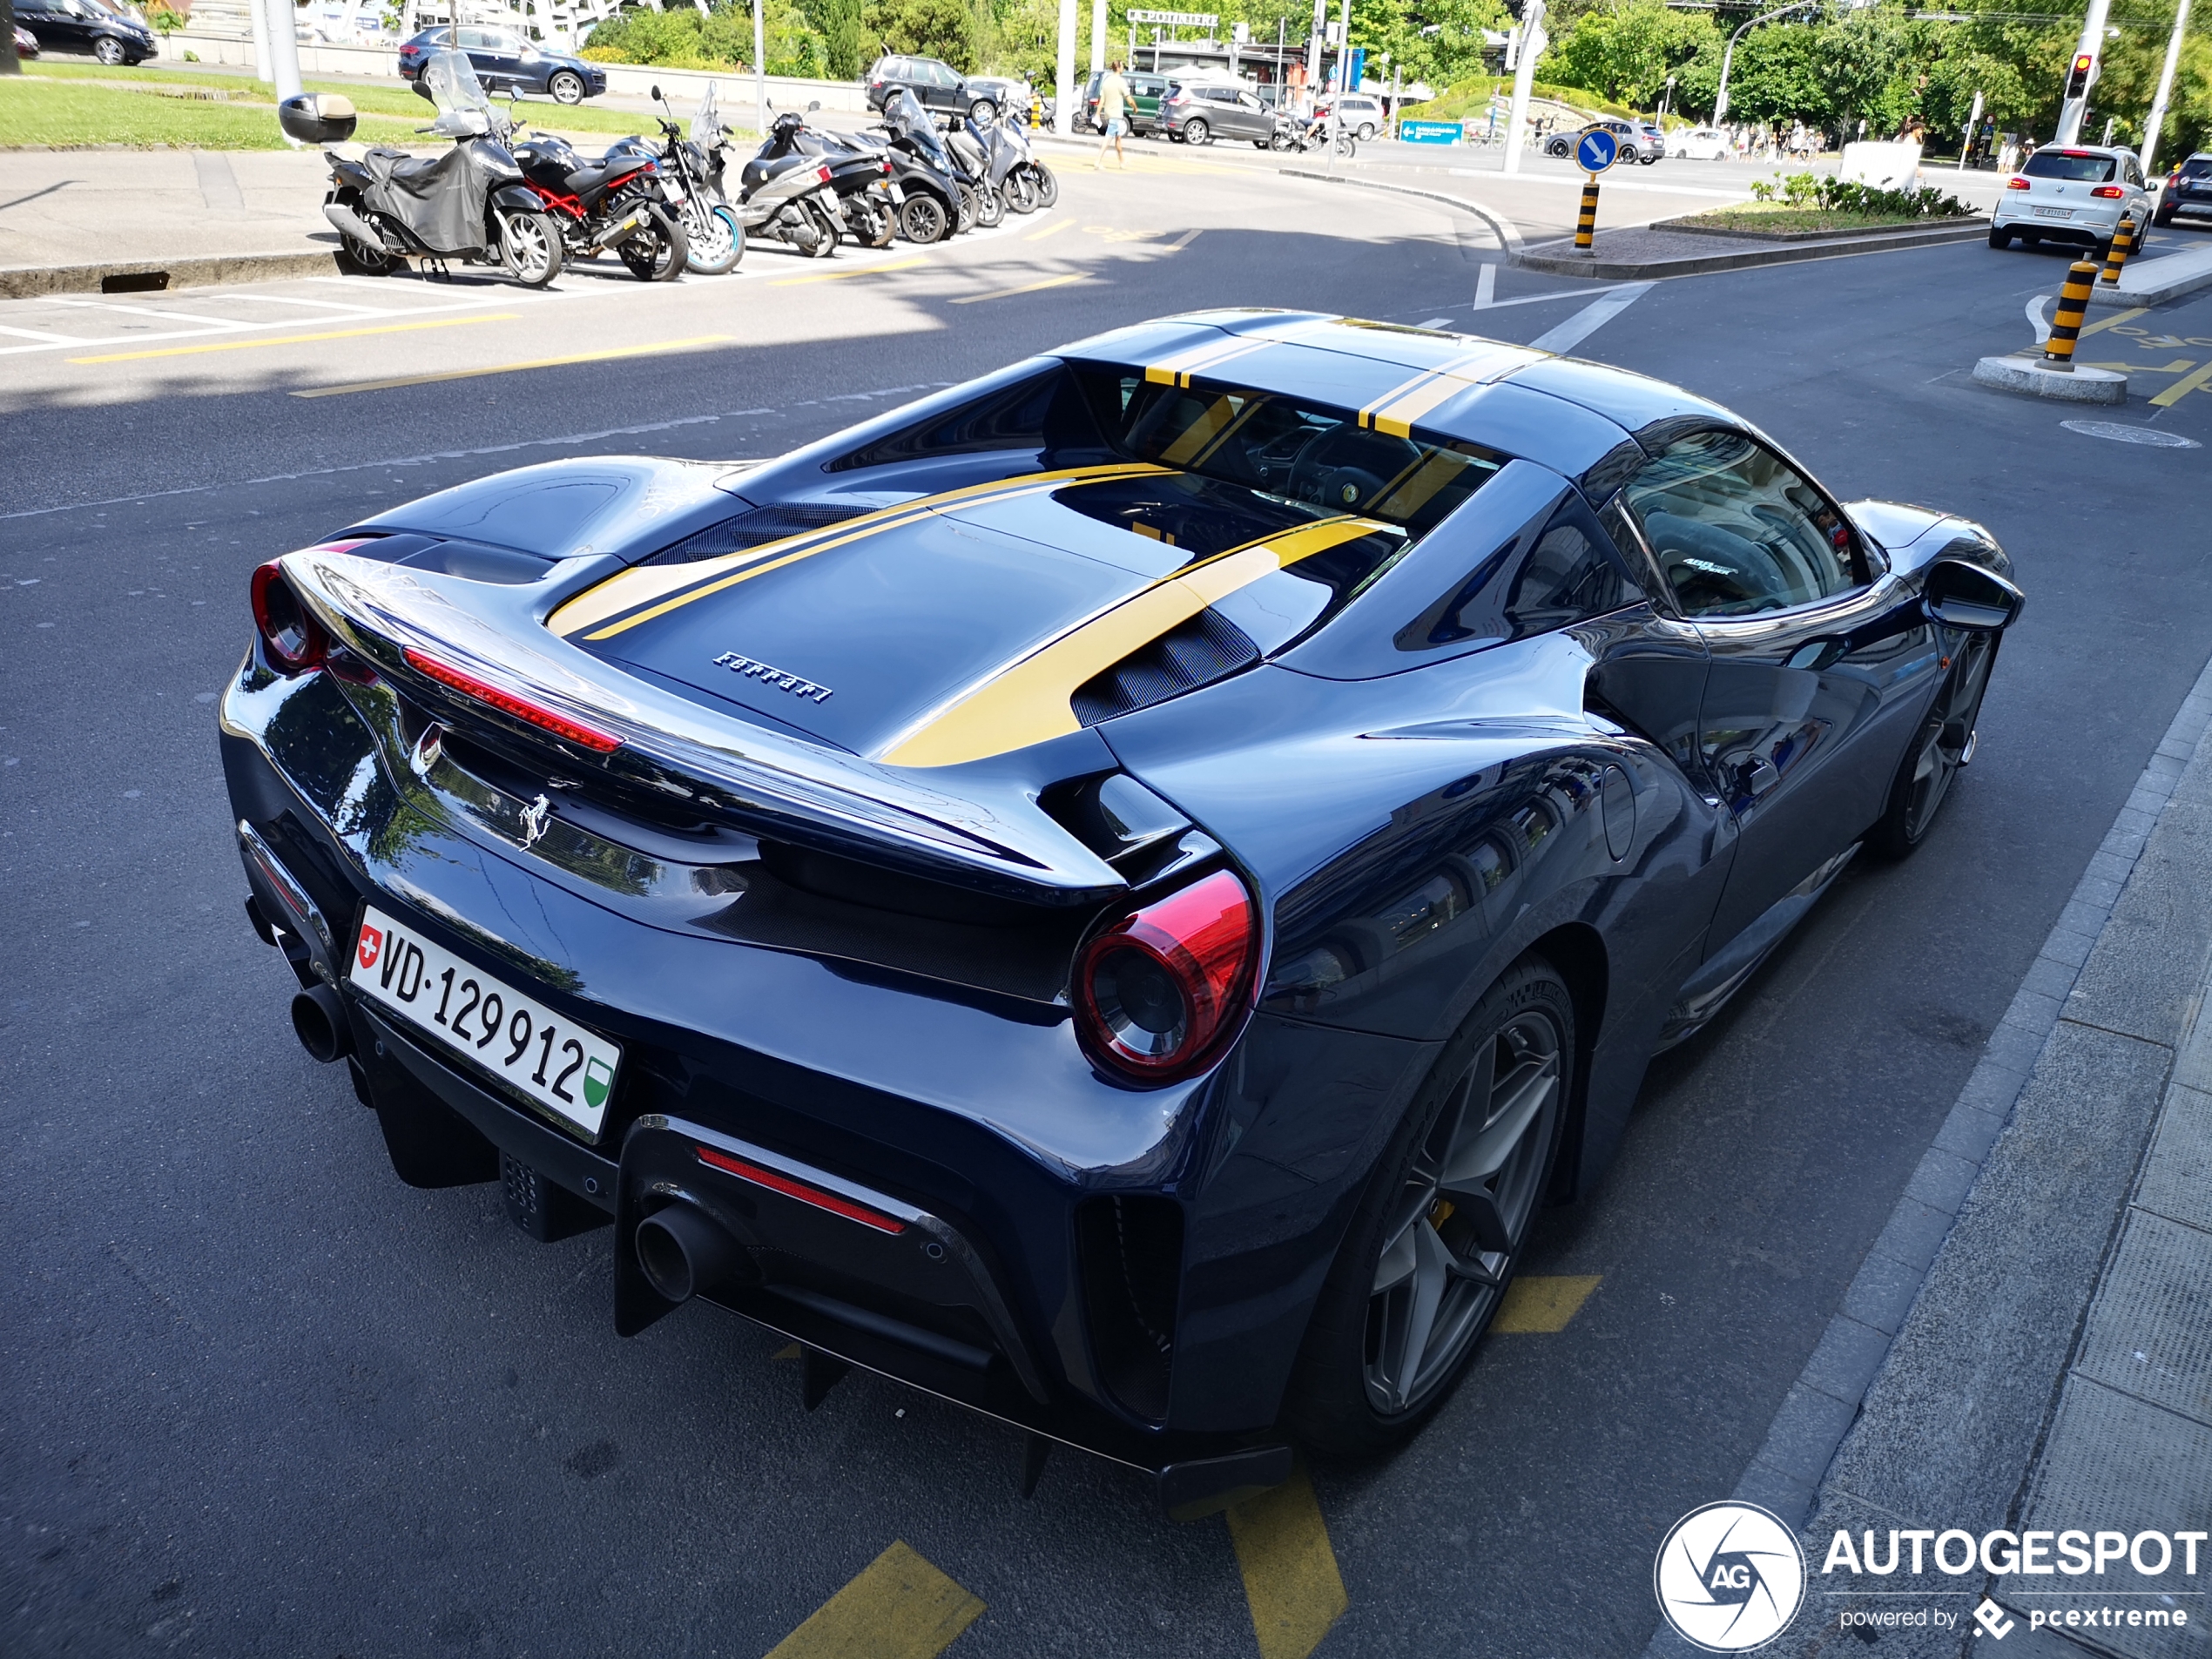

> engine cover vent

[{"left": 1071, "top": 608, "right": 1258, "bottom": 727}]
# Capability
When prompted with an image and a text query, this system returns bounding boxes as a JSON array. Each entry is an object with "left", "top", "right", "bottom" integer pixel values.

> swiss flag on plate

[{"left": 357, "top": 925, "right": 384, "bottom": 970}]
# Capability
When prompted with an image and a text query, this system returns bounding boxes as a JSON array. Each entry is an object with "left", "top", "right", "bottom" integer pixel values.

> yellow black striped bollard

[
  {"left": 1575, "top": 179, "right": 1600, "bottom": 253},
  {"left": 2100, "top": 213, "right": 2136, "bottom": 285},
  {"left": 2043, "top": 260, "right": 2100, "bottom": 370}
]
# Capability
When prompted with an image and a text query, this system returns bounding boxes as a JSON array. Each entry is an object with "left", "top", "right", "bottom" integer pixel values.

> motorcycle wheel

[
  {"left": 1335, "top": 133, "right": 1358, "bottom": 158},
  {"left": 498, "top": 208, "right": 562, "bottom": 288},
  {"left": 975, "top": 184, "right": 1006, "bottom": 229},
  {"left": 898, "top": 192, "right": 948, "bottom": 244},
  {"left": 1029, "top": 162, "right": 1057, "bottom": 207},
  {"left": 682, "top": 201, "right": 742, "bottom": 274},
  {"left": 1269, "top": 128, "right": 1292, "bottom": 152},
  {"left": 1002, "top": 172, "right": 1037, "bottom": 214},
  {"left": 803, "top": 199, "right": 840, "bottom": 258},
  {"left": 617, "top": 203, "right": 685, "bottom": 280},
  {"left": 859, "top": 197, "right": 896, "bottom": 248},
  {"left": 955, "top": 183, "right": 980, "bottom": 235}
]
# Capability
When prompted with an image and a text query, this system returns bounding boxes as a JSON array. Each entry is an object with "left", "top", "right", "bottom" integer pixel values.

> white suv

[{"left": 1990, "top": 144, "right": 2154, "bottom": 254}]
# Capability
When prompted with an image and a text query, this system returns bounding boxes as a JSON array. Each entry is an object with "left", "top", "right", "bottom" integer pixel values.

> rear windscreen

[
  {"left": 1074, "top": 368, "right": 1502, "bottom": 541},
  {"left": 2023, "top": 150, "right": 2116, "bottom": 182},
  {"left": 2180, "top": 157, "right": 2212, "bottom": 179}
]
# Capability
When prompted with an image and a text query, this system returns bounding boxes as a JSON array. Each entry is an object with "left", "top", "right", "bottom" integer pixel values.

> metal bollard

[
  {"left": 1575, "top": 180, "right": 1599, "bottom": 253},
  {"left": 2099, "top": 213, "right": 2136, "bottom": 285},
  {"left": 2043, "top": 260, "right": 2100, "bottom": 369}
]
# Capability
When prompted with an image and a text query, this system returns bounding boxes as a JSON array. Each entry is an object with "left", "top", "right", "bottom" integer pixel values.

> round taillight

[
  {"left": 250, "top": 560, "right": 327, "bottom": 674},
  {"left": 1074, "top": 868, "right": 1257, "bottom": 1083}
]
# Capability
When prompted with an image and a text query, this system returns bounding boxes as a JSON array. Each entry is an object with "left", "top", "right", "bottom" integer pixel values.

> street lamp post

[
  {"left": 2141, "top": 0, "right": 2191, "bottom": 171},
  {"left": 1713, "top": 0, "right": 1816, "bottom": 125}
]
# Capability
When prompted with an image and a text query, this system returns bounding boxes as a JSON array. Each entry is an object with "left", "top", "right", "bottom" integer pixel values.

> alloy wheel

[
  {"left": 550, "top": 71, "right": 583, "bottom": 105},
  {"left": 1364, "top": 1008, "right": 1561, "bottom": 1414},
  {"left": 1901, "top": 636, "right": 1994, "bottom": 842},
  {"left": 500, "top": 211, "right": 559, "bottom": 287}
]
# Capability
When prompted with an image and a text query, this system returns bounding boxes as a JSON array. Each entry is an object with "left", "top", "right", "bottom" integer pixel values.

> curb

[
  {"left": 0, "top": 249, "right": 338, "bottom": 300},
  {"left": 1514, "top": 219, "right": 1990, "bottom": 280},
  {"left": 1971, "top": 354, "right": 2128, "bottom": 403},
  {"left": 2085, "top": 248, "right": 2212, "bottom": 309},
  {"left": 1645, "top": 212, "right": 1991, "bottom": 244},
  {"left": 1276, "top": 167, "right": 1525, "bottom": 255},
  {"left": 1642, "top": 647, "right": 2212, "bottom": 1658}
]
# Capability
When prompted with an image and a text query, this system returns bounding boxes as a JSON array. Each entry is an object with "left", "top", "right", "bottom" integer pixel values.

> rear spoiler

[{"left": 282, "top": 547, "right": 1130, "bottom": 907}]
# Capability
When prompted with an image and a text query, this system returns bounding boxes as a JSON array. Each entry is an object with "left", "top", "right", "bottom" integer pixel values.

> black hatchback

[
  {"left": 398, "top": 25, "right": 605, "bottom": 104},
  {"left": 2155, "top": 153, "right": 2212, "bottom": 226},
  {"left": 15, "top": 0, "right": 155, "bottom": 65}
]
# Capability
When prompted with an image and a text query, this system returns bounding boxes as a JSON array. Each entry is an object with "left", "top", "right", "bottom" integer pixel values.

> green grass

[
  {"left": 1677, "top": 202, "right": 1945, "bottom": 234},
  {"left": 1398, "top": 75, "right": 1640, "bottom": 125}
]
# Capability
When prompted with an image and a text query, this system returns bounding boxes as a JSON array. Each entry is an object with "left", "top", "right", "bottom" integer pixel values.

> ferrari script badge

[{"left": 712, "top": 651, "right": 833, "bottom": 704}]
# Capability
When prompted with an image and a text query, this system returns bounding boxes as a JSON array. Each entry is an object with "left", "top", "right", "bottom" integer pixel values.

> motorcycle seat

[{"left": 563, "top": 158, "right": 642, "bottom": 194}]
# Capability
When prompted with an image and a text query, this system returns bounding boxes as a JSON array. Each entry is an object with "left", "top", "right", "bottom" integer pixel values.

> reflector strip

[
  {"left": 402, "top": 648, "right": 622, "bottom": 753},
  {"left": 696, "top": 1145, "right": 908, "bottom": 1234}
]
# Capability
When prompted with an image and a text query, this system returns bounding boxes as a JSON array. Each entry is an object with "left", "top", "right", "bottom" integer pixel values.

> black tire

[
  {"left": 1285, "top": 955, "right": 1573, "bottom": 1459},
  {"left": 615, "top": 202, "right": 685, "bottom": 279},
  {"left": 1029, "top": 162, "right": 1057, "bottom": 206},
  {"left": 974, "top": 182, "right": 1005, "bottom": 227},
  {"left": 1357, "top": 122, "right": 1376, "bottom": 140},
  {"left": 334, "top": 233, "right": 397, "bottom": 276},
  {"left": 969, "top": 98, "right": 996, "bottom": 124},
  {"left": 2154, "top": 208, "right": 2175, "bottom": 226},
  {"left": 498, "top": 208, "right": 562, "bottom": 287},
  {"left": 1184, "top": 117, "right": 1210, "bottom": 145},
  {"left": 898, "top": 192, "right": 948, "bottom": 244},
  {"left": 1002, "top": 170, "right": 1036, "bottom": 213},
  {"left": 1866, "top": 634, "right": 1997, "bottom": 860},
  {"left": 94, "top": 34, "right": 125, "bottom": 64},
  {"left": 1270, "top": 127, "right": 1292, "bottom": 152},
  {"left": 954, "top": 182, "right": 979, "bottom": 234},
  {"left": 549, "top": 71, "right": 585, "bottom": 105},
  {"left": 1989, "top": 225, "right": 2013, "bottom": 248}
]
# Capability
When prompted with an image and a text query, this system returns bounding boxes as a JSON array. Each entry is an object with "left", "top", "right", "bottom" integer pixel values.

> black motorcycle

[
  {"left": 874, "top": 88, "right": 966, "bottom": 243},
  {"left": 510, "top": 125, "right": 687, "bottom": 281},
  {"left": 600, "top": 85, "right": 744, "bottom": 275},
  {"left": 759, "top": 104, "right": 900, "bottom": 249},
  {"left": 293, "top": 53, "right": 562, "bottom": 287}
]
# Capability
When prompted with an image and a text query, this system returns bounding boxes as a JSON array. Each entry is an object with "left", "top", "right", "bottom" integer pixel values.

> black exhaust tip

[
  {"left": 635, "top": 1202, "right": 744, "bottom": 1303},
  {"left": 290, "top": 984, "right": 351, "bottom": 1064}
]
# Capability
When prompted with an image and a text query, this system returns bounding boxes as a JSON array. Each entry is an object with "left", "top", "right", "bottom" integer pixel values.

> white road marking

[
  {"left": 1474, "top": 262, "right": 1497, "bottom": 308},
  {"left": 0, "top": 324, "right": 92, "bottom": 343},
  {"left": 1527, "top": 281, "right": 1656, "bottom": 354},
  {"left": 1418, "top": 316, "right": 1455, "bottom": 329}
]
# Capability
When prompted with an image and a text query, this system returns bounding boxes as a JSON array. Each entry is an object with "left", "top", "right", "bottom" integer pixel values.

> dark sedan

[
  {"left": 221, "top": 313, "right": 2020, "bottom": 1517},
  {"left": 15, "top": 0, "right": 154, "bottom": 64},
  {"left": 399, "top": 24, "right": 604, "bottom": 104}
]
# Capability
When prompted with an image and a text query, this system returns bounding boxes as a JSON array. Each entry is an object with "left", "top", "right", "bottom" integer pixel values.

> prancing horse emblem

[{"left": 519, "top": 793, "right": 553, "bottom": 848}]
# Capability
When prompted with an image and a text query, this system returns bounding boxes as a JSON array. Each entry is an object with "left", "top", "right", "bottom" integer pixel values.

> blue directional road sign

[{"left": 1575, "top": 126, "right": 1619, "bottom": 174}]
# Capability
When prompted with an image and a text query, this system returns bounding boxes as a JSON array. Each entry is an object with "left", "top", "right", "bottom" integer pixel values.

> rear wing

[{"left": 281, "top": 546, "right": 1129, "bottom": 907}]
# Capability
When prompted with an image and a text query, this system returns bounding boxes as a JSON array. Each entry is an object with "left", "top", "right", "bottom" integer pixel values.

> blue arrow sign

[{"left": 1575, "top": 126, "right": 1619, "bottom": 174}]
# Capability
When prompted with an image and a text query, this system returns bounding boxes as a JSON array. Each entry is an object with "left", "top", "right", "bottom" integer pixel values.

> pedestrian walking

[{"left": 1093, "top": 59, "right": 1131, "bottom": 170}]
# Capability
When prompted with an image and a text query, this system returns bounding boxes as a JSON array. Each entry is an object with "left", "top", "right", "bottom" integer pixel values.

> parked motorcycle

[
  {"left": 599, "top": 84, "right": 743, "bottom": 275},
  {"left": 873, "top": 88, "right": 966, "bottom": 243},
  {"left": 755, "top": 105, "right": 900, "bottom": 251},
  {"left": 738, "top": 111, "right": 851, "bottom": 259},
  {"left": 294, "top": 51, "right": 562, "bottom": 287},
  {"left": 510, "top": 122, "right": 687, "bottom": 281},
  {"left": 945, "top": 116, "right": 1006, "bottom": 228},
  {"left": 989, "top": 113, "right": 1057, "bottom": 212}
]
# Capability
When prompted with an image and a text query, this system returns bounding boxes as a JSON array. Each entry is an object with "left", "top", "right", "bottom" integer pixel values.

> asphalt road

[{"left": 5, "top": 160, "right": 2212, "bottom": 1658}]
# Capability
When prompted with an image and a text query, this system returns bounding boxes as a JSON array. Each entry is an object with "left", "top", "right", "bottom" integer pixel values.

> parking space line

[
  {"left": 0, "top": 323, "right": 92, "bottom": 343},
  {"left": 51, "top": 297, "right": 259, "bottom": 328},
  {"left": 288, "top": 333, "right": 733, "bottom": 398},
  {"left": 1491, "top": 1273, "right": 1603, "bottom": 1332},
  {"left": 1023, "top": 218, "right": 1072, "bottom": 241},
  {"left": 764, "top": 1541, "right": 984, "bottom": 1659},
  {"left": 1164, "top": 226, "right": 1203, "bottom": 251},
  {"left": 1226, "top": 1462, "right": 1347, "bottom": 1659},
  {"left": 771, "top": 256, "right": 927, "bottom": 287},
  {"left": 2150, "top": 359, "right": 2212, "bottom": 408},
  {"left": 219, "top": 293, "right": 403, "bottom": 316},
  {"left": 1475, "top": 262, "right": 1497, "bottom": 308},
  {"left": 950, "top": 273, "right": 1093, "bottom": 305},
  {"left": 70, "top": 312, "right": 522, "bottom": 365}
]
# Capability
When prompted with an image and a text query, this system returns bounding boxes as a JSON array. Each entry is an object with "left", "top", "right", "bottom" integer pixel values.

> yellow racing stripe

[
  {"left": 877, "top": 515, "right": 1387, "bottom": 769},
  {"left": 548, "top": 463, "right": 1168, "bottom": 642},
  {"left": 1359, "top": 344, "right": 1527, "bottom": 439},
  {"left": 1143, "top": 332, "right": 1273, "bottom": 388}
]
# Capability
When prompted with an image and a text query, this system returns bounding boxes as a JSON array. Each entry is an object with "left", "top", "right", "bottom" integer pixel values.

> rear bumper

[
  {"left": 1993, "top": 202, "right": 2126, "bottom": 239},
  {"left": 219, "top": 660, "right": 1435, "bottom": 1506}
]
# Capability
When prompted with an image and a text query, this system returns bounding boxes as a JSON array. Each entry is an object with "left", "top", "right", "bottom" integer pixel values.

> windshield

[
  {"left": 422, "top": 47, "right": 492, "bottom": 118},
  {"left": 887, "top": 87, "right": 950, "bottom": 165},
  {"left": 693, "top": 84, "right": 721, "bottom": 144},
  {"left": 2023, "top": 149, "right": 2116, "bottom": 182},
  {"left": 2179, "top": 156, "right": 2212, "bottom": 179}
]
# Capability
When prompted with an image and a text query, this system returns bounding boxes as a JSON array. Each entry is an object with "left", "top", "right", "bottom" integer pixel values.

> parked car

[
  {"left": 1668, "top": 125, "right": 1730, "bottom": 160},
  {"left": 866, "top": 54, "right": 988, "bottom": 122},
  {"left": 965, "top": 75, "right": 1032, "bottom": 124},
  {"left": 400, "top": 24, "right": 604, "bottom": 104},
  {"left": 1163, "top": 81, "right": 1275, "bottom": 146},
  {"left": 13, "top": 21, "right": 41, "bottom": 56},
  {"left": 1989, "top": 144, "right": 2153, "bottom": 253},
  {"left": 1316, "top": 92, "right": 1385, "bottom": 140},
  {"left": 226, "top": 312, "right": 2020, "bottom": 1510},
  {"left": 2153, "top": 152, "right": 2212, "bottom": 226},
  {"left": 1542, "top": 118, "right": 1654, "bottom": 164},
  {"left": 1629, "top": 119, "right": 1666, "bottom": 162},
  {"left": 1081, "top": 67, "right": 1171, "bottom": 134},
  {"left": 15, "top": 0, "right": 154, "bottom": 65}
]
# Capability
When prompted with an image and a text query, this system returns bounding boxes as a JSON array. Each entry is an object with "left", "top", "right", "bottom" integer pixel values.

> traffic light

[{"left": 2064, "top": 51, "right": 2094, "bottom": 99}]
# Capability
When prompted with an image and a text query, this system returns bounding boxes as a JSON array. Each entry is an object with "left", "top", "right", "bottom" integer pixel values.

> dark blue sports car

[{"left": 222, "top": 311, "right": 2021, "bottom": 1517}]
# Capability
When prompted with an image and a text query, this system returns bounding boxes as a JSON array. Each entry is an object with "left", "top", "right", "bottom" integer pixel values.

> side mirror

[
  {"left": 651, "top": 84, "right": 662, "bottom": 100},
  {"left": 807, "top": 99, "right": 820, "bottom": 111},
  {"left": 1923, "top": 559, "right": 2024, "bottom": 631}
]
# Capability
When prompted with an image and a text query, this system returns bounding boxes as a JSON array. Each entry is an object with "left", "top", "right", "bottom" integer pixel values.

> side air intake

[
  {"left": 1072, "top": 609, "right": 1258, "bottom": 726},
  {"left": 1077, "top": 1194, "right": 1184, "bottom": 1422}
]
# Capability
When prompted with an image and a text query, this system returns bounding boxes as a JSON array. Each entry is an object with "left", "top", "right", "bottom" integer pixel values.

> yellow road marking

[
  {"left": 2080, "top": 358, "right": 2195, "bottom": 372},
  {"left": 1023, "top": 218, "right": 1073, "bottom": 241},
  {"left": 949, "top": 273, "right": 1093, "bottom": 305},
  {"left": 1226, "top": 1463, "right": 1347, "bottom": 1659},
  {"left": 287, "top": 334, "right": 734, "bottom": 399},
  {"left": 2150, "top": 357, "right": 2212, "bottom": 408},
  {"left": 70, "top": 311, "right": 518, "bottom": 364},
  {"left": 771, "top": 255, "right": 927, "bottom": 287},
  {"left": 2077, "top": 307, "right": 2148, "bottom": 339},
  {"left": 1492, "top": 1273, "right": 1603, "bottom": 1332},
  {"left": 765, "top": 1541, "right": 984, "bottom": 1659}
]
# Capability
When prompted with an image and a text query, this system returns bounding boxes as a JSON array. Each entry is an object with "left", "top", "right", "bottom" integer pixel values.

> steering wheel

[{"left": 1286, "top": 424, "right": 1418, "bottom": 514}]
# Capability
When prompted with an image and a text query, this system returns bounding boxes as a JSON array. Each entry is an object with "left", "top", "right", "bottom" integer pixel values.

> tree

[
  {"left": 863, "top": 0, "right": 982, "bottom": 69},
  {"left": 1551, "top": 0, "right": 1717, "bottom": 111}
]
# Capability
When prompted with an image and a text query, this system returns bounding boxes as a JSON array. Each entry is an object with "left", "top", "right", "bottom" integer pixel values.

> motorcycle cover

[{"left": 361, "top": 144, "right": 500, "bottom": 255}]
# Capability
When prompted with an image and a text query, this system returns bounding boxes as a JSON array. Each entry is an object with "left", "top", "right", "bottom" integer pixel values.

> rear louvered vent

[
  {"left": 644, "top": 502, "right": 872, "bottom": 565},
  {"left": 1071, "top": 608, "right": 1258, "bottom": 727}
]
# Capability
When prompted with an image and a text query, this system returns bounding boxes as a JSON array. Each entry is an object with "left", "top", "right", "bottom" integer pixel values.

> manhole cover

[{"left": 2060, "top": 420, "right": 2202, "bottom": 448}]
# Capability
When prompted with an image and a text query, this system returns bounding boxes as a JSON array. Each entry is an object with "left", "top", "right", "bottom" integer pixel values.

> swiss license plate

[
  {"left": 2033, "top": 206, "right": 2073, "bottom": 219},
  {"left": 349, "top": 907, "right": 619, "bottom": 1138}
]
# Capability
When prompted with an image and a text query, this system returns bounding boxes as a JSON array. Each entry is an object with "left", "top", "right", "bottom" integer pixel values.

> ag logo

[
  {"left": 1654, "top": 1501, "right": 1805, "bottom": 1652},
  {"left": 357, "top": 924, "right": 384, "bottom": 970}
]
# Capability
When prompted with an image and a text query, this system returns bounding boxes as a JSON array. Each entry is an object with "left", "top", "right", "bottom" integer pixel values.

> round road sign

[{"left": 1575, "top": 126, "right": 1620, "bottom": 174}]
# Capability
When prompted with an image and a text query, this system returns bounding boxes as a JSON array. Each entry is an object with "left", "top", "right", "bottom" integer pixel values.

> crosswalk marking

[
  {"left": 1492, "top": 1273, "right": 1603, "bottom": 1332},
  {"left": 765, "top": 1541, "right": 984, "bottom": 1659},
  {"left": 1227, "top": 1463, "right": 1346, "bottom": 1659}
]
